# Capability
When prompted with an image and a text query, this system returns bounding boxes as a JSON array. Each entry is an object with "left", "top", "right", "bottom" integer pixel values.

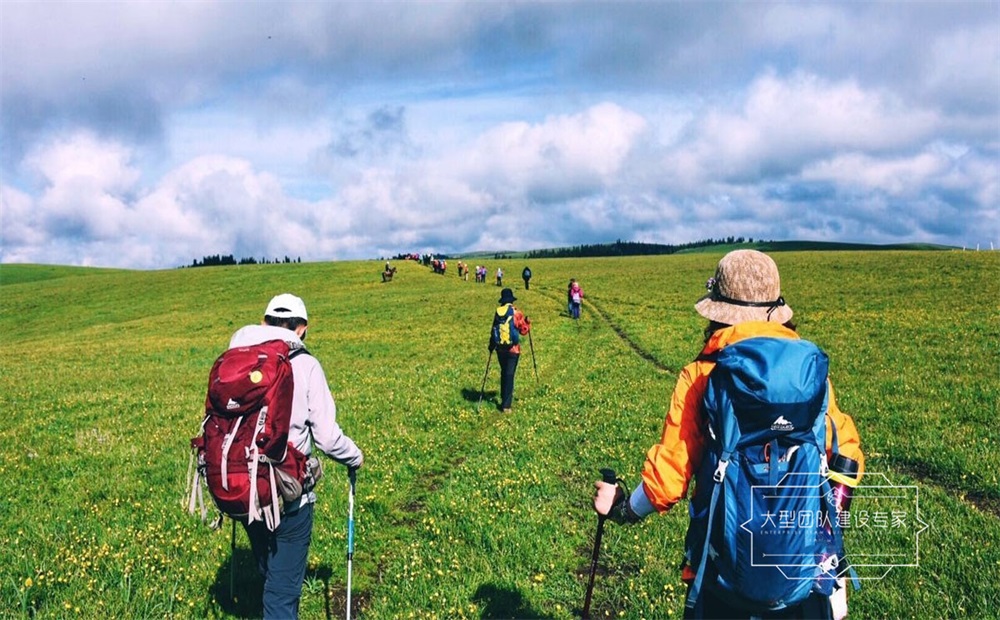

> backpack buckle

[{"left": 713, "top": 459, "right": 729, "bottom": 483}]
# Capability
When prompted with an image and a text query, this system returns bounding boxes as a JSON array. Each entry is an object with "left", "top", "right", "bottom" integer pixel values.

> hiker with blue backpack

[
  {"left": 593, "top": 250, "right": 865, "bottom": 619},
  {"left": 488, "top": 288, "right": 532, "bottom": 414}
]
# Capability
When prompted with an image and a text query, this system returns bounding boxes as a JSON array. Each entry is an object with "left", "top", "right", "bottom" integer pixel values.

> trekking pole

[
  {"left": 229, "top": 518, "right": 236, "bottom": 601},
  {"left": 476, "top": 350, "right": 493, "bottom": 413},
  {"left": 583, "top": 468, "right": 618, "bottom": 619},
  {"left": 527, "top": 329, "right": 539, "bottom": 381},
  {"left": 346, "top": 467, "right": 357, "bottom": 620}
]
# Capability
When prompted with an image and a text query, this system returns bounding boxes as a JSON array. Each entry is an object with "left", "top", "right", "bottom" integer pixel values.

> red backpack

[{"left": 187, "top": 339, "right": 308, "bottom": 531}]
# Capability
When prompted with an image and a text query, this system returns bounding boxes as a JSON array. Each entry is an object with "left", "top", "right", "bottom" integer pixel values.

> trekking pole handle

[{"left": 347, "top": 467, "right": 357, "bottom": 556}]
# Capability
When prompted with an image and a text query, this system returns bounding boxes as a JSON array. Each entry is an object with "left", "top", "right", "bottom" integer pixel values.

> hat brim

[{"left": 694, "top": 294, "right": 793, "bottom": 325}]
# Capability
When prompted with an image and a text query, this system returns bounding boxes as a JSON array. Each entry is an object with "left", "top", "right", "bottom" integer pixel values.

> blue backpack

[{"left": 684, "top": 337, "right": 851, "bottom": 614}]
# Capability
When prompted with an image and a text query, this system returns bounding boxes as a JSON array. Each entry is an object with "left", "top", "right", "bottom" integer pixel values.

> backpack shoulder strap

[
  {"left": 289, "top": 346, "right": 310, "bottom": 360},
  {"left": 694, "top": 350, "right": 719, "bottom": 363}
]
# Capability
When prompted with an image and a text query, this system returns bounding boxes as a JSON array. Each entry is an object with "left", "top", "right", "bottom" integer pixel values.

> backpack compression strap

[
  {"left": 685, "top": 449, "right": 732, "bottom": 611},
  {"left": 248, "top": 344, "right": 308, "bottom": 531}
]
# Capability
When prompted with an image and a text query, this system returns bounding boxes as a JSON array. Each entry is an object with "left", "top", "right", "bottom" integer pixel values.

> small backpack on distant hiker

[
  {"left": 187, "top": 339, "right": 318, "bottom": 531},
  {"left": 684, "top": 336, "right": 857, "bottom": 614},
  {"left": 491, "top": 304, "right": 520, "bottom": 347}
]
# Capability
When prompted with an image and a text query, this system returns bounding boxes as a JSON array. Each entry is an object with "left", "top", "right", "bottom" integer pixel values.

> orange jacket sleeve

[
  {"left": 640, "top": 361, "right": 711, "bottom": 512},
  {"left": 826, "top": 381, "right": 865, "bottom": 480}
]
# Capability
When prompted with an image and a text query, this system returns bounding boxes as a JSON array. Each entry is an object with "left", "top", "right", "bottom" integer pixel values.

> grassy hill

[
  {"left": 0, "top": 263, "right": 126, "bottom": 286},
  {"left": 1, "top": 250, "right": 997, "bottom": 619}
]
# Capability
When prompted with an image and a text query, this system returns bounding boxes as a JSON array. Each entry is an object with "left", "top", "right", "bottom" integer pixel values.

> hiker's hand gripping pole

[{"left": 583, "top": 468, "right": 619, "bottom": 619}]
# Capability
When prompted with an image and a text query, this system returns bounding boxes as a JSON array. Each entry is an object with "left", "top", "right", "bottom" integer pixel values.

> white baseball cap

[{"left": 264, "top": 293, "right": 308, "bottom": 322}]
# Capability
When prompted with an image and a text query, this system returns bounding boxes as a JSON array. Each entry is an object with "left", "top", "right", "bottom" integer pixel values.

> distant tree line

[
  {"left": 524, "top": 237, "right": 757, "bottom": 259},
  {"left": 187, "top": 254, "right": 302, "bottom": 268}
]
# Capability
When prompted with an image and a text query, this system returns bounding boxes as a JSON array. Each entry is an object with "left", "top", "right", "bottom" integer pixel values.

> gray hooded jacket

[{"left": 228, "top": 325, "right": 363, "bottom": 490}]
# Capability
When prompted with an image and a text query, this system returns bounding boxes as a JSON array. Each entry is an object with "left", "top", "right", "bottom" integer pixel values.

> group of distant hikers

[
  {"left": 189, "top": 249, "right": 864, "bottom": 620},
  {"left": 401, "top": 256, "right": 501, "bottom": 285}
]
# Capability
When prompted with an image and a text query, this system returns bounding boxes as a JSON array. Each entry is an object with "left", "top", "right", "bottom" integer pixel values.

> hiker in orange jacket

[{"left": 594, "top": 250, "right": 864, "bottom": 619}]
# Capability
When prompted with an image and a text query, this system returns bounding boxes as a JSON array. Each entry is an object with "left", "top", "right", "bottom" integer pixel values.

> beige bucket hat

[{"left": 694, "top": 250, "right": 793, "bottom": 325}]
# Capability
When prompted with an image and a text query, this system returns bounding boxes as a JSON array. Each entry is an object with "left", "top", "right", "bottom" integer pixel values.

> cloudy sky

[{"left": 1, "top": 2, "right": 997, "bottom": 269}]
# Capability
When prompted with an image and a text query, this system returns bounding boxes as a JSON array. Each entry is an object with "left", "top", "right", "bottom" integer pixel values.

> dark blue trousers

[
  {"left": 243, "top": 502, "right": 314, "bottom": 620},
  {"left": 496, "top": 348, "right": 520, "bottom": 409}
]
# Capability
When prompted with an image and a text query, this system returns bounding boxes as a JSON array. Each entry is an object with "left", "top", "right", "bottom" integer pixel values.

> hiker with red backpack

[
  {"left": 193, "top": 293, "right": 363, "bottom": 619},
  {"left": 592, "top": 250, "right": 865, "bottom": 619}
]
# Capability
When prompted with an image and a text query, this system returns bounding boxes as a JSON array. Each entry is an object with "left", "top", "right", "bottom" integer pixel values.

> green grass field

[{"left": 1, "top": 250, "right": 998, "bottom": 619}]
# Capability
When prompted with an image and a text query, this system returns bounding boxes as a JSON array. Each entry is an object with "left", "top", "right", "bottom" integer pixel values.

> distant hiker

[
  {"left": 496, "top": 267, "right": 504, "bottom": 287},
  {"left": 593, "top": 250, "right": 865, "bottom": 620},
  {"left": 488, "top": 288, "right": 531, "bottom": 414},
  {"left": 569, "top": 279, "right": 583, "bottom": 319},
  {"left": 382, "top": 262, "right": 396, "bottom": 282},
  {"left": 522, "top": 266, "right": 532, "bottom": 290},
  {"left": 230, "top": 294, "right": 364, "bottom": 619}
]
